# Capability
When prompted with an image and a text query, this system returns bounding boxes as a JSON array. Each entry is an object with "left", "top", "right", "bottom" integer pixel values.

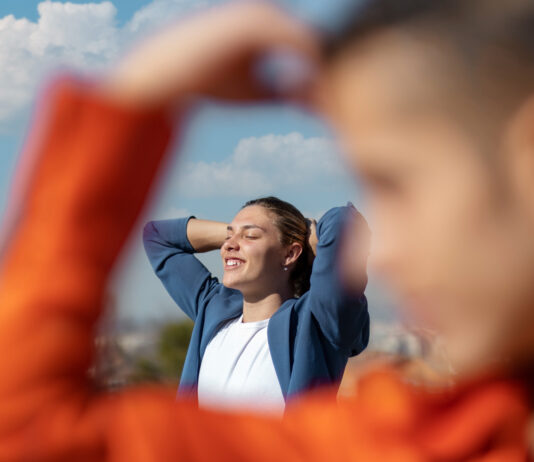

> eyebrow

[{"left": 227, "top": 225, "right": 266, "bottom": 232}]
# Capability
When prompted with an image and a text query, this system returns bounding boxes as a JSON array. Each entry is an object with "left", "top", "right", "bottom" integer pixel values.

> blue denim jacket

[{"left": 143, "top": 205, "right": 369, "bottom": 401}]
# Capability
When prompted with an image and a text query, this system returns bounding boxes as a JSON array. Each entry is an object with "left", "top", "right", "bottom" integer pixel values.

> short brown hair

[{"left": 243, "top": 196, "right": 312, "bottom": 297}]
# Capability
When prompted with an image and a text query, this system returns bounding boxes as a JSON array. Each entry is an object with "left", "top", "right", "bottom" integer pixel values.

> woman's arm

[
  {"left": 297, "top": 206, "right": 370, "bottom": 355},
  {"left": 142, "top": 218, "right": 227, "bottom": 321},
  {"left": 143, "top": 218, "right": 222, "bottom": 320},
  {"left": 186, "top": 219, "right": 228, "bottom": 252}
]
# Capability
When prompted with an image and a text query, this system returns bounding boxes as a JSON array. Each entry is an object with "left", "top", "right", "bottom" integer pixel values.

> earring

[{"left": 283, "top": 266, "right": 288, "bottom": 271}]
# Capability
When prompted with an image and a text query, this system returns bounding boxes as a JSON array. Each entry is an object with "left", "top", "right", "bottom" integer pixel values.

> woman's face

[{"left": 221, "top": 205, "right": 288, "bottom": 297}]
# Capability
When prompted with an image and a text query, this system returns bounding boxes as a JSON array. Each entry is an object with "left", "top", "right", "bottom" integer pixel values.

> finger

[{"left": 232, "top": 2, "right": 320, "bottom": 64}]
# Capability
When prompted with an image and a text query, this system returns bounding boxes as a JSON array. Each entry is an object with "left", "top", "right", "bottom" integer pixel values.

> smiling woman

[
  {"left": 237, "top": 197, "right": 314, "bottom": 299},
  {"left": 142, "top": 196, "right": 370, "bottom": 414}
]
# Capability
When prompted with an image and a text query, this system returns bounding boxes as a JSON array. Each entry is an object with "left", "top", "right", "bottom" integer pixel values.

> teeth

[{"left": 226, "top": 259, "right": 243, "bottom": 267}]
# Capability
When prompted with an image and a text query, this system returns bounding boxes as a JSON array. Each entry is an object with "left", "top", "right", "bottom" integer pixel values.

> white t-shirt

[{"left": 197, "top": 315, "right": 285, "bottom": 415}]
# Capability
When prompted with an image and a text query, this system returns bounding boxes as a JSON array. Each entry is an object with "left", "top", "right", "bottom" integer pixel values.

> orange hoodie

[{"left": 0, "top": 77, "right": 530, "bottom": 462}]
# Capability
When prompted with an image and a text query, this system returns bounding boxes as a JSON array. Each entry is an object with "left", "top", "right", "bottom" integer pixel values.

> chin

[
  {"left": 222, "top": 274, "right": 243, "bottom": 291},
  {"left": 443, "top": 331, "right": 504, "bottom": 378}
]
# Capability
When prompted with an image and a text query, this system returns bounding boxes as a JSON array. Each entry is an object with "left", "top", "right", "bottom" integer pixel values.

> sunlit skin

[
  {"left": 185, "top": 205, "right": 308, "bottom": 322},
  {"left": 319, "top": 29, "right": 534, "bottom": 375},
  {"left": 221, "top": 205, "right": 303, "bottom": 320},
  {"left": 102, "top": 2, "right": 319, "bottom": 108}
]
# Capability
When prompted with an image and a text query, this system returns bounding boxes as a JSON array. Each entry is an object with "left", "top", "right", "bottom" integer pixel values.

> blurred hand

[
  {"left": 340, "top": 209, "right": 371, "bottom": 294},
  {"left": 102, "top": 2, "right": 319, "bottom": 108}
]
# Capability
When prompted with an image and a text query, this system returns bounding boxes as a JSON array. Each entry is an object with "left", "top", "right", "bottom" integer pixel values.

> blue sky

[{"left": 0, "top": 0, "right": 396, "bottom": 325}]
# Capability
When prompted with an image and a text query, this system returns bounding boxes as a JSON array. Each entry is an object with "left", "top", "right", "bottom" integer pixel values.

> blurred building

[
  {"left": 89, "top": 318, "right": 451, "bottom": 396},
  {"left": 339, "top": 322, "right": 453, "bottom": 397}
]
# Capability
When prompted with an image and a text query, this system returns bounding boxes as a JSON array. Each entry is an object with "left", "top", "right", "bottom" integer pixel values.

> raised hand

[{"left": 101, "top": 2, "right": 319, "bottom": 109}]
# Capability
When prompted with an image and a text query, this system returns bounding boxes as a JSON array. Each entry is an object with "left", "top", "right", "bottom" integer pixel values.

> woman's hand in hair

[
  {"left": 101, "top": 2, "right": 319, "bottom": 109},
  {"left": 306, "top": 218, "right": 318, "bottom": 257}
]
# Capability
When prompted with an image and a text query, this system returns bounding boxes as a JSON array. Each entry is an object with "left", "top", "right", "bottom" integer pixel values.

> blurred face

[
  {"left": 321, "top": 30, "right": 534, "bottom": 374},
  {"left": 221, "top": 205, "right": 289, "bottom": 298}
]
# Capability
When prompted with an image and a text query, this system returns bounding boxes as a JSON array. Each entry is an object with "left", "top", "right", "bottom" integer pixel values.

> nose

[{"left": 222, "top": 234, "right": 240, "bottom": 252}]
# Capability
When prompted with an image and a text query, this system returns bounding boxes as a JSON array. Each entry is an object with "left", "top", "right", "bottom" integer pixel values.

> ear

[{"left": 283, "top": 242, "right": 303, "bottom": 267}]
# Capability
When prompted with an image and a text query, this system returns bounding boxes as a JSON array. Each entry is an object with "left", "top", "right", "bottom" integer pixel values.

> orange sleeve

[
  {"left": 0, "top": 76, "right": 529, "bottom": 462},
  {"left": 0, "top": 76, "right": 176, "bottom": 461},
  {"left": 0, "top": 75, "right": 354, "bottom": 462}
]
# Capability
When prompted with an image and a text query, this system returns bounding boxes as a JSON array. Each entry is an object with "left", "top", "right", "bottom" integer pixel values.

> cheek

[
  {"left": 366, "top": 147, "right": 533, "bottom": 329},
  {"left": 243, "top": 242, "right": 282, "bottom": 272},
  {"left": 412, "top": 165, "right": 534, "bottom": 370}
]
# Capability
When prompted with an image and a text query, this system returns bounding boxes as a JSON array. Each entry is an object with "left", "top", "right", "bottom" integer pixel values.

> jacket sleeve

[
  {"left": 0, "top": 75, "right": 525, "bottom": 462},
  {"left": 143, "top": 218, "right": 220, "bottom": 321},
  {"left": 295, "top": 205, "right": 370, "bottom": 355},
  {"left": 0, "top": 75, "right": 178, "bottom": 461},
  {"left": 0, "top": 76, "right": 350, "bottom": 462}
]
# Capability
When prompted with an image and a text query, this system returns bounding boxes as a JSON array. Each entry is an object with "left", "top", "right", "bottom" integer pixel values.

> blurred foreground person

[{"left": 0, "top": 1, "right": 532, "bottom": 461}]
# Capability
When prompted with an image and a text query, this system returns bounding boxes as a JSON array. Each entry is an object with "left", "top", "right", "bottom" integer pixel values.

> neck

[{"left": 242, "top": 287, "right": 293, "bottom": 323}]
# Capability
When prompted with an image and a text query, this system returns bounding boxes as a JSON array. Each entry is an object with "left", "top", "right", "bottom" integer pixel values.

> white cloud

[
  {"left": 31, "top": 1, "right": 119, "bottom": 60},
  {"left": 177, "top": 132, "right": 351, "bottom": 197},
  {"left": 0, "top": 0, "right": 223, "bottom": 127},
  {"left": 0, "top": 1, "right": 119, "bottom": 124}
]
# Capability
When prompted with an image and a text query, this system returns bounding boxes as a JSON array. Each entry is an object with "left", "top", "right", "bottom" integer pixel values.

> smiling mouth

[{"left": 225, "top": 258, "right": 245, "bottom": 269}]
